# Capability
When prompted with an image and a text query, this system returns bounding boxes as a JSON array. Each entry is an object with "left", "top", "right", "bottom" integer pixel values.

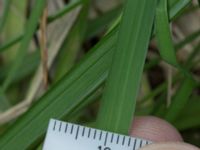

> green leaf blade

[
  {"left": 0, "top": 1, "right": 192, "bottom": 148},
  {"left": 97, "top": 0, "right": 157, "bottom": 134},
  {"left": 2, "top": 0, "right": 47, "bottom": 91},
  {"left": 155, "top": 0, "right": 196, "bottom": 123},
  {"left": 156, "top": 0, "right": 178, "bottom": 66},
  {"left": 0, "top": 28, "right": 117, "bottom": 150}
]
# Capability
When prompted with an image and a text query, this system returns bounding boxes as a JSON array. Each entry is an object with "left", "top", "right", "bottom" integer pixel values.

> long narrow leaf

[
  {"left": 0, "top": 2, "right": 191, "bottom": 149},
  {"left": 0, "top": 28, "right": 117, "bottom": 150},
  {"left": 0, "top": 0, "right": 83, "bottom": 53},
  {"left": 55, "top": 0, "right": 90, "bottom": 81},
  {"left": 169, "top": 0, "right": 191, "bottom": 19},
  {"left": 175, "top": 29, "right": 200, "bottom": 49},
  {"left": 156, "top": 0, "right": 178, "bottom": 66},
  {"left": 0, "top": 35, "right": 23, "bottom": 53},
  {"left": 2, "top": 0, "right": 47, "bottom": 91},
  {"left": 174, "top": 96, "right": 200, "bottom": 130},
  {"left": 97, "top": 0, "right": 157, "bottom": 134},
  {"left": 47, "top": 0, "right": 83, "bottom": 23},
  {"left": 85, "top": 6, "right": 121, "bottom": 39},
  {"left": 155, "top": 0, "right": 196, "bottom": 122},
  {"left": 165, "top": 78, "right": 195, "bottom": 122},
  {"left": 0, "top": 51, "right": 40, "bottom": 83},
  {"left": 0, "top": 0, "right": 11, "bottom": 34}
]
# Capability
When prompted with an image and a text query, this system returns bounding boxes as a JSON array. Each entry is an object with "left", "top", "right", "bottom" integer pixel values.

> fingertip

[
  {"left": 130, "top": 116, "right": 183, "bottom": 142},
  {"left": 140, "top": 142, "right": 199, "bottom": 150}
]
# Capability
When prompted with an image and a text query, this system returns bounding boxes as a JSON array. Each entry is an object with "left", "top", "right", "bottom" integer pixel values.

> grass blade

[
  {"left": 0, "top": 35, "right": 23, "bottom": 53},
  {"left": 156, "top": 0, "right": 178, "bottom": 66},
  {"left": 0, "top": 51, "right": 40, "bottom": 83},
  {"left": 168, "top": 0, "right": 191, "bottom": 19},
  {"left": 175, "top": 29, "right": 200, "bottom": 49},
  {"left": 155, "top": 0, "right": 196, "bottom": 122},
  {"left": 54, "top": 0, "right": 90, "bottom": 81},
  {"left": 0, "top": 0, "right": 83, "bottom": 54},
  {"left": 0, "top": 0, "right": 11, "bottom": 34},
  {"left": 2, "top": 0, "right": 47, "bottom": 91},
  {"left": 165, "top": 78, "right": 195, "bottom": 122},
  {"left": 47, "top": 0, "right": 83, "bottom": 23},
  {"left": 0, "top": 88, "right": 10, "bottom": 111},
  {"left": 0, "top": 1, "right": 191, "bottom": 148},
  {"left": 97, "top": 0, "right": 157, "bottom": 134},
  {"left": 85, "top": 6, "right": 121, "bottom": 39},
  {"left": 0, "top": 28, "right": 117, "bottom": 150},
  {"left": 155, "top": 0, "right": 196, "bottom": 78},
  {"left": 174, "top": 96, "right": 200, "bottom": 130}
]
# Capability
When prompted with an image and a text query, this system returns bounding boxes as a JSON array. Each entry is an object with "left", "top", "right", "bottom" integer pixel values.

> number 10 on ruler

[{"left": 43, "top": 119, "right": 151, "bottom": 150}]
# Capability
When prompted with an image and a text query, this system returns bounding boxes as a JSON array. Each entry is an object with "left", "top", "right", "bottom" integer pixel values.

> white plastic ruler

[{"left": 43, "top": 119, "right": 152, "bottom": 150}]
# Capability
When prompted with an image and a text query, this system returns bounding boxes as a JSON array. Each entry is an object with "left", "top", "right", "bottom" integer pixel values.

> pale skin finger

[
  {"left": 130, "top": 116, "right": 182, "bottom": 142},
  {"left": 129, "top": 116, "right": 199, "bottom": 150},
  {"left": 140, "top": 142, "right": 199, "bottom": 150}
]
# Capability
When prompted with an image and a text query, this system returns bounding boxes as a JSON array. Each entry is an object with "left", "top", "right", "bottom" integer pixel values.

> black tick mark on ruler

[
  {"left": 104, "top": 132, "right": 108, "bottom": 146},
  {"left": 75, "top": 126, "right": 80, "bottom": 140},
  {"left": 88, "top": 128, "right": 91, "bottom": 138},
  {"left": 82, "top": 127, "right": 85, "bottom": 137},
  {"left": 59, "top": 122, "right": 62, "bottom": 132},
  {"left": 133, "top": 140, "right": 136, "bottom": 150},
  {"left": 53, "top": 120, "right": 56, "bottom": 131},
  {"left": 65, "top": 123, "right": 68, "bottom": 133},
  {"left": 71, "top": 124, "right": 74, "bottom": 134},
  {"left": 99, "top": 131, "right": 102, "bottom": 140},
  {"left": 116, "top": 135, "right": 120, "bottom": 144},
  {"left": 122, "top": 136, "right": 125, "bottom": 145},
  {"left": 93, "top": 129, "right": 97, "bottom": 139},
  {"left": 110, "top": 133, "right": 114, "bottom": 143},
  {"left": 128, "top": 137, "right": 131, "bottom": 146}
]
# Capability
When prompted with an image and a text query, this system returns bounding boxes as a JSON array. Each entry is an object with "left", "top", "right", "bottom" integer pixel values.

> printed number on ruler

[{"left": 43, "top": 119, "right": 152, "bottom": 150}]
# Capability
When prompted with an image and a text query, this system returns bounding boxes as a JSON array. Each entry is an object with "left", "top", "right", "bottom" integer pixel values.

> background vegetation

[{"left": 0, "top": 0, "right": 199, "bottom": 149}]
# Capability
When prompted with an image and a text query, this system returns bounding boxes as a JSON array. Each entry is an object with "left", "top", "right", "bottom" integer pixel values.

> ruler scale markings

[
  {"left": 99, "top": 130, "right": 102, "bottom": 140},
  {"left": 110, "top": 133, "right": 114, "bottom": 143},
  {"left": 128, "top": 137, "right": 131, "bottom": 146},
  {"left": 116, "top": 134, "right": 120, "bottom": 144},
  {"left": 65, "top": 123, "right": 68, "bottom": 133},
  {"left": 70, "top": 124, "right": 74, "bottom": 134},
  {"left": 93, "top": 129, "right": 97, "bottom": 139},
  {"left": 144, "top": 140, "right": 147, "bottom": 147},
  {"left": 139, "top": 139, "right": 143, "bottom": 148},
  {"left": 88, "top": 128, "right": 91, "bottom": 138},
  {"left": 53, "top": 120, "right": 56, "bottom": 131},
  {"left": 133, "top": 139, "right": 137, "bottom": 150},
  {"left": 43, "top": 119, "right": 152, "bottom": 150},
  {"left": 82, "top": 126, "right": 85, "bottom": 137},
  {"left": 122, "top": 136, "right": 126, "bottom": 145},
  {"left": 104, "top": 132, "right": 108, "bottom": 146},
  {"left": 143, "top": 140, "right": 149, "bottom": 147},
  {"left": 59, "top": 121, "right": 62, "bottom": 132},
  {"left": 75, "top": 125, "right": 80, "bottom": 140}
]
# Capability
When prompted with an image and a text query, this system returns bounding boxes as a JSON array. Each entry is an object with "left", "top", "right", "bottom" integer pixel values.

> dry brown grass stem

[{"left": 40, "top": 6, "right": 48, "bottom": 89}]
